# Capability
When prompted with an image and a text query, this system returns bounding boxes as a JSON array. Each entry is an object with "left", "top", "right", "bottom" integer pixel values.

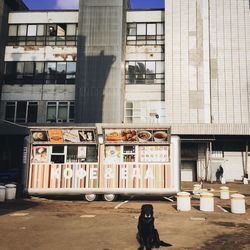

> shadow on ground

[
  {"left": 198, "top": 222, "right": 250, "bottom": 250},
  {"left": 0, "top": 199, "right": 39, "bottom": 216}
]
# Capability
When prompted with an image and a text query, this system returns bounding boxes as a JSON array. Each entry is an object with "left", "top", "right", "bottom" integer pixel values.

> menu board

[
  {"left": 78, "top": 130, "right": 95, "bottom": 142},
  {"left": 63, "top": 129, "right": 80, "bottom": 143},
  {"left": 139, "top": 146, "right": 169, "bottom": 163},
  {"left": 105, "top": 128, "right": 170, "bottom": 143},
  {"left": 31, "top": 128, "right": 96, "bottom": 144},
  {"left": 31, "top": 146, "right": 49, "bottom": 163},
  {"left": 32, "top": 131, "right": 48, "bottom": 142},
  {"left": 105, "top": 146, "right": 121, "bottom": 163},
  {"left": 48, "top": 129, "right": 64, "bottom": 144}
]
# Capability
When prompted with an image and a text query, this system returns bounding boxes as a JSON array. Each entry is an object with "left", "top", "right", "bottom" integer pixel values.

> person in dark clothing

[{"left": 216, "top": 165, "right": 224, "bottom": 182}]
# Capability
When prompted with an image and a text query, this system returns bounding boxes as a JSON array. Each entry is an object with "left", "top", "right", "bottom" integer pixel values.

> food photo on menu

[
  {"left": 31, "top": 146, "right": 48, "bottom": 163},
  {"left": 105, "top": 129, "right": 169, "bottom": 143},
  {"left": 32, "top": 131, "right": 48, "bottom": 142},
  {"left": 137, "top": 130, "right": 152, "bottom": 142},
  {"left": 63, "top": 129, "right": 80, "bottom": 143},
  {"left": 48, "top": 129, "right": 64, "bottom": 143},
  {"left": 105, "top": 146, "right": 121, "bottom": 163},
  {"left": 152, "top": 130, "right": 169, "bottom": 142},
  {"left": 78, "top": 130, "right": 95, "bottom": 142}
]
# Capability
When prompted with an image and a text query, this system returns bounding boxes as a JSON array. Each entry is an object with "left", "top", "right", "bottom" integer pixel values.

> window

[
  {"left": 126, "top": 22, "right": 164, "bottom": 45},
  {"left": 5, "top": 102, "right": 15, "bottom": 122},
  {"left": 4, "top": 61, "right": 76, "bottom": 85},
  {"left": 18, "top": 25, "right": 27, "bottom": 36},
  {"left": 5, "top": 101, "right": 38, "bottom": 123},
  {"left": 46, "top": 101, "right": 74, "bottom": 123},
  {"left": 7, "top": 23, "right": 78, "bottom": 46},
  {"left": 125, "top": 60, "right": 164, "bottom": 84},
  {"left": 51, "top": 145, "right": 65, "bottom": 163},
  {"left": 27, "top": 25, "right": 37, "bottom": 36},
  {"left": 124, "top": 101, "right": 166, "bottom": 124},
  {"left": 8, "top": 25, "right": 17, "bottom": 36}
]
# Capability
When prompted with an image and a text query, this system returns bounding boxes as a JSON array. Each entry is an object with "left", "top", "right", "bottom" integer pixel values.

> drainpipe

[{"left": 245, "top": 142, "right": 248, "bottom": 178}]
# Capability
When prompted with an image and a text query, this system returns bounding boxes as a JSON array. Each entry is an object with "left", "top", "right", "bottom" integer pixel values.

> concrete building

[{"left": 0, "top": 0, "right": 250, "bottom": 183}]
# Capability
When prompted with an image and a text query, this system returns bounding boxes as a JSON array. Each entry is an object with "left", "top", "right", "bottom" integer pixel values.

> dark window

[
  {"left": 69, "top": 102, "right": 75, "bottom": 122},
  {"left": 125, "top": 60, "right": 165, "bottom": 84},
  {"left": 27, "top": 102, "right": 38, "bottom": 123},
  {"left": 5, "top": 101, "right": 38, "bottom": 123},
  {"left": 52, "top": 146, "right": 64, "bottom": 153},
  {"left": 48, "top": 25, "right": 57, "bottom": 36},
  {"left": 4, "top": 61, "right": 76, "bottom": 85},
  {"left": 5, "top": 102, "right": 15, "bottom": 122},
  {"left": 51, "top": 155, "right": 65, "bottom": 163},
  {"left": 16, "top": 101, "right": 27, "bottom": 123}
]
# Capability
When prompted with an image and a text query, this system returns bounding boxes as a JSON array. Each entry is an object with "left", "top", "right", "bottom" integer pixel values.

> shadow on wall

[{"left": 75, "top": 35, "right": 116, "bottom": 123}]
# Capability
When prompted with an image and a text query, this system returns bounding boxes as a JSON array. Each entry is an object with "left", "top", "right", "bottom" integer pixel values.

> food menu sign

[
  {"left": 104, "top": 128, "right": 170, "bottom": 144},
  {"left": 31, "top": 128, "right": 96, "bottom": 144}
]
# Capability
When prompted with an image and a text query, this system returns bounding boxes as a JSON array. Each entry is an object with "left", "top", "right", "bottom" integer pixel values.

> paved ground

[{"left": 0, "top": 182, "right": 249, "bottom": 250}]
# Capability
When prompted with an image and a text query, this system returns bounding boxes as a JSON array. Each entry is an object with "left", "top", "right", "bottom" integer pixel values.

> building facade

[{"left": 0, "top": 0, "right": 250, "bottom": 182}]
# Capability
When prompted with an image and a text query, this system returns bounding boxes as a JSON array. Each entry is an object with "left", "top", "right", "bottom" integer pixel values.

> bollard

[
  {"left": 200, "top": 192, "right": 214, "bottom": 212},
  {"left": 220, "top": 186, "right": 230, "bottom": 200},
  {"left": 231, "top": 194, "right": 246, "bottom": 214},
  {"left": 243, "top": 178, "right": 248, "bottom": 185},
  {"left": 221, "top": 177, "right": 226, "bottom": 184},
  {"left": 177, "top": 192, "right": 191, "bottom": 211},
  {"left": 193, "top": 184, "right": 202, "bottom": 195},
  {"left": 0, "top": 186, "right": 6, "bottom": 202},
  {"left": 5, "top": 184, "right": 16, "bottom": 200}
]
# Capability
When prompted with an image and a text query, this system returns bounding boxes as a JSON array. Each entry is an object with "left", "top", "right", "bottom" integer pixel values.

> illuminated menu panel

[
  {"left": 104, "top": 128, "right": 170, "bottom": 144},
  {"left": 31, "top": 128, "right": 97, "bottom": 144}
]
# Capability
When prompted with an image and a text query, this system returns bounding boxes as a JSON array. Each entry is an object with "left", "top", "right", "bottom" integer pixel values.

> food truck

[{"left": 25, "top": 125, "right": 180, "bottom": 201}]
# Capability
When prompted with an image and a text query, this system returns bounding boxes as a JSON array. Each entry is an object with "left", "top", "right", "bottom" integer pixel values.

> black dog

[{"left": 136, "top": 204, "right": 172, "bottom": 250}]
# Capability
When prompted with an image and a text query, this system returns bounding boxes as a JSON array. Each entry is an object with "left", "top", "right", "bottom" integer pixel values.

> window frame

[
  {"left": 125, "top": 60, "right": 165, "bottom": 85},
  {"left": 5, "top": 101, "right": 38, "bottom": 123},
  {"left": 126, "top": 22, "right": 165, "bottom": 45},
  {"left": 4, "top": 61, "right": 76, "bottom": 85},
  {"left": 46, "top": 101, "right": 75, "bottom": 123},
  {"left": 7, "top": 23, "right": 78, "bottom": 46}
]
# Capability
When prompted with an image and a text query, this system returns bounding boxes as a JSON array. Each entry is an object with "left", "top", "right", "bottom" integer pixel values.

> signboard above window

[
  {"left": 104, "top": 128, "right": 170, "bottom": 144},
  {"left": 31, "top": 128, "right": 97, "bottom": 144}
]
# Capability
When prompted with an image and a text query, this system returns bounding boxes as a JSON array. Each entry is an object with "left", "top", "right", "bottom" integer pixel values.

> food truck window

[
  {"left": 52, "top": 146, "right": 64, "bottom": 153},
  {"left": 86, "top": 146, "right": 98, "bottom": 162},
  {"left": 51, "top": 155, "right": 65, "bottom": 163},
  {"left": 66, "top": 145, "right": 98, "bottom": 163},
  {"left": 51, "top": 145, "right": 65, "bottom": 163}
]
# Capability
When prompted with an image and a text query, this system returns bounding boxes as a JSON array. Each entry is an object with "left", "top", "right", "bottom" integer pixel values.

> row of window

[
  {"left": 4, "top": 100, "right": 166, "bottom": 125},
  {"left": 32, "top": 145, "right": 98, "bottom": 164},
  {"left": 127, "top": 22, "right": 164, "bottom": 45},
  {"left": 4, "top": 61, "right": 76, "bottom": 84},
  {"left": 5, "top": 101, "right": 74, "bottom": 123},
  {"left": 8, "top": 23, "right": 78, "bottom": 46},
  {"left": 4, "top": 60, "right": 164, "bottom": 85},
  {"left": 7, "top": 22, "right": 164, "bottom": 46},
  {"left": 125, "top": 60, "right": 165, "bottom": 85}
]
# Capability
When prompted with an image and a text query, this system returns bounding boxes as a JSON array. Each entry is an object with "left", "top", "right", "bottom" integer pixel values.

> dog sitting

[{"left": 136, "top": 204, "right": 172, "bottom": 250}]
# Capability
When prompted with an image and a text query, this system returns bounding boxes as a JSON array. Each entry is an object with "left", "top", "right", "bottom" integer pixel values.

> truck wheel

[
  {"left": 103, "top": 194, "right": 117, "bottom": 202},
  {"left": 84, "top": 194, "right": 98, "bottom": 202}
]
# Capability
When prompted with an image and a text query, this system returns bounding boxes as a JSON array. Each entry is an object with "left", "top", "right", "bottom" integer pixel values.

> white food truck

[{"left": 24, "top": 125, "right": 180, "bottom": 201}]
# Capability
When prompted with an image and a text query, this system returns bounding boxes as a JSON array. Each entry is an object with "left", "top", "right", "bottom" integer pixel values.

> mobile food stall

[{"left": 25, "top": 125, "right": 180, "bottom": 201}]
